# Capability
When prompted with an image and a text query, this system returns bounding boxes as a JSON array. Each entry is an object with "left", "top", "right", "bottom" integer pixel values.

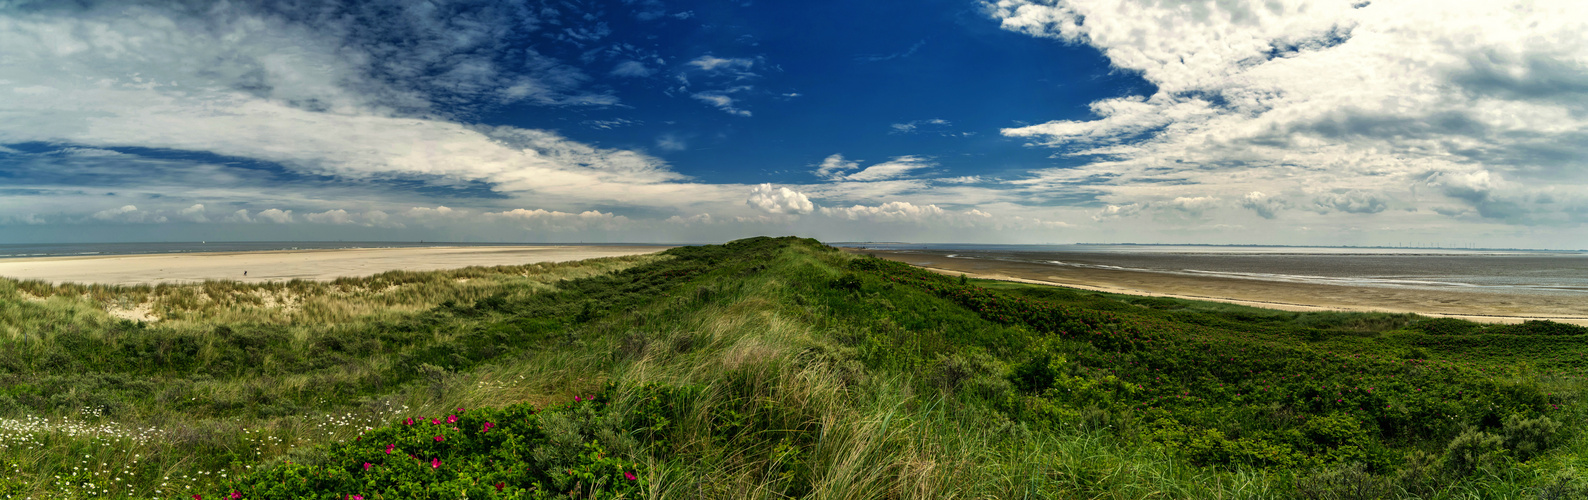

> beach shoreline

[
  {"left": 852, "top": 248, "right": 1588, "bottom": 326},
  {"left": 0, "top": 245, "right": 673, "bottom": 286}
]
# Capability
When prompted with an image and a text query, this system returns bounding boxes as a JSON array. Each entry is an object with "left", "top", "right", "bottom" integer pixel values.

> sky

[{"left": 1, "top": 0, "right": 1586, "bottom": 248}]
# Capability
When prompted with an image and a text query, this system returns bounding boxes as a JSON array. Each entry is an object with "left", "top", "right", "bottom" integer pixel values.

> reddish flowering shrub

[{"left": 209, "top": 386, "right": 645, "bottom": 499}]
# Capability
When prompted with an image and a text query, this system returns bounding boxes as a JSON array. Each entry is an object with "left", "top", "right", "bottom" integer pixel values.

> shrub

[
  {"left": 213, "top": 390, "right": 645, "bottom": 499},
  {"left": 1443, "top": 428, "right": 1504, "bottom": 476},
  {"left": 1501, "top": 413, "right": 1562, "bottom": 462}
]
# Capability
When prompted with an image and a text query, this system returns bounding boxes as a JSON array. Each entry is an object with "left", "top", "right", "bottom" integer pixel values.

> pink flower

[
  {"left": 193, "top": 496, "right": 202, "bottom": 500},
  {"left": 431, "top": 418, "right": 440, "bottom": 425},
  {"left": 446, "top": 415, "right": 458, "bottom": 424},
  {"left": 386, "top": 444, "right": 395, "bottom": 454},
  {"left": 495, "top": 482, "right": 505, "bottom": 491},
  {"left": 434, "top": 435, "right": 445, "bottom": 442},
  {"left": 404, "top": 418, "right": 414, "bottom": 426},
  {"left": 431, "top": 458, "right": 441, "bottom": 469},
  {"left": 574, "top": 396, "right": 582, "bottom": 402},
  {"left": 363, "top": 462, "right": 372, "bottom": 471},
  {"left": 230, "top": 493, "right": 241, "bottom": 500},
  {"left": 482, "top": 422, "right": 495, "bottom": 433},
  {"left": 456, "top": 407, "right": 465, "bottom": 413},
  {"left": 624, "top": 471, "right": 637, "bottom": 481}
]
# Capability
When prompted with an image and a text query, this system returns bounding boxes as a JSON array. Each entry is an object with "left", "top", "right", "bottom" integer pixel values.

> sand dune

[
  {"left": 0, "top": 245, "right": 672, "bottom": 286},
  {"left": 854, "top": 249, "right": 1588, "bottom": 326}
]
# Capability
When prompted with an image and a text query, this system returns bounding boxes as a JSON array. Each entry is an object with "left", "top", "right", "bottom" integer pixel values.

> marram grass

[{"left": 0, "top": 237, "right": 1585, "bottom": 498}]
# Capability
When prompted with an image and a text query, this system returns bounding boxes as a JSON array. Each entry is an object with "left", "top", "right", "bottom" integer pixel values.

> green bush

[
  {"left": 1443, "top": 428, "right": 1504, "bottom": 476},
  {"left": 214, "top": 389, "right": 645, "bottom": 499},
  {"left": 1501, "top": 413, "right": 1562, "bottom": 462}
]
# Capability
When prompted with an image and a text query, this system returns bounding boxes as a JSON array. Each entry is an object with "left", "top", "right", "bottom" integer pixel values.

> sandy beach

[
  {"left": 0, "top": 245, "right": 672, "bottom": 286},
  {"left": 853, "top": 249, "right": 1588, "bottom": 326}
]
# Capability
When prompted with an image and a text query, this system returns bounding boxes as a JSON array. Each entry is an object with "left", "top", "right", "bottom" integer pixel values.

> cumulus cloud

[
  {"left": 746, "top": 184, "right": 815, "bottom": 215},
  {"left": 1240, "top": 192, "right": 1285, "bottom": 219},
  {"left": 1312, "top": 191, "right": 1389, "bottom": 214},
  {"left": 1165, "top": 196, "right": 1220, "bottom": 217},
  {"left": 177, "top": 204, "right": 208, "bottom": 223},
  {"left": 821, "top": 201, "right": 946, "bottom": 222},
  {"left": 989, "top": 0, "right": 1588, "bottom": 228},
  {"left": 664, "top": 213, "right": 715, "bottom": 225},
  {"left": 483, "top": 208, "right": 629, "bottom": 231},
  {"left": 818, "top": 201, "right": 999, "bottom": 228},
  {"left": 255, "top": 208, "right": 294, "bottom": 224},
  {"left": 304, "top": 209, "right": 355, "bottom": 225},
  {"left": 1093, "top": 203, "right": 1143, "bottom": 221},
  {"left": 90, "top": 205, "right": 166, "bottom": 223},
  {"left": 223, "top": 209, "right": 254, "bottom": 224}
]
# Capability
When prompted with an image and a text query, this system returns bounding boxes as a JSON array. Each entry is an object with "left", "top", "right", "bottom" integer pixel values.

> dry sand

[
  {"left": 0, "top": 245, "right": 672, "bottom": 286},
  {"left": 853, "top": 249, "right": 1588, "bottom": 326}
]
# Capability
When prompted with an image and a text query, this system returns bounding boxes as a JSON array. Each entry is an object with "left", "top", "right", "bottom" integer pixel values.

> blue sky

[{"left": 2, "top": 0, "right": 1586, "bottom": 247}]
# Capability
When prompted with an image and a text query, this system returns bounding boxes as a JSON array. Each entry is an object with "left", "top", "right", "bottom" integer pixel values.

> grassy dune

[{"left": 1, "top": 237, "right": 1585, "bottom": 498}]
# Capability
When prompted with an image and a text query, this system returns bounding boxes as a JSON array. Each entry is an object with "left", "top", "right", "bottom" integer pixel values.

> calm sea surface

[
  {"left": 839, "top": 244, "right": 1588, "bottom": 296},
  {"left": 0, "top": 241, "right": 667, "bottom": 260}
]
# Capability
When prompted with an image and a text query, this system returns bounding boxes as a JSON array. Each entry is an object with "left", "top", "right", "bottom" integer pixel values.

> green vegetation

[{"left": 2, "top": 237, "right": 1586, "bottom": 498}]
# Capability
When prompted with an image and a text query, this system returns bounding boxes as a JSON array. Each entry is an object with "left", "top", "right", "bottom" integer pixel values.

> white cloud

[
  {"left": 989, "top": 0, "right": 1588, "bottom": 229},
  {"left": 1093, "top": 203, "right": 1143, "bottom": 221},
  {"left": 177, "top": 204, "right": 208, "bottom": 223},
  {"left": 223, "top": 209, "right": 253, "bottom": 224},
  {"left": 692, "top": 91, "right": 752, "bottom": 116},
  {"left": 814, "top": 154, "right": 859, "bottom": 180},
  {"left": 0, "top": 1, "right": 722, "bottom": 221},
  {"left": 937, "top": 176, "right": 983, "bottom": 184},
  {"left": 1240, "top": 192, "right": 1284, "bottom": 219},
  {"left": 656, "top": 134, "right": 687, "bottom": 151},
  {"left": 304, "top": 209, "right": 355, "bottom": 225},
  {"left": 1165, "top": 196, "right": 1221, "bottom": 217},
  {"left": 665, "top": 213, "right": 715, "bottom": 225},
  {"left": 363, "top": 210, "right": 402, "bottom": 228},
  {"left": 746, "top": 184, "right": 814, "bottom": 215},
  {"left": 889, "top": 118, "right": 951, "bottom": 134},
  {"left": 483, "top": 208, "right": 629, "bottom": 231},
  {"left": 817, "top": 201, "right": 1004, "bottom": 228},
  {"left": 843, "top": 156, "right": 934, "bottom": 182},
  {"left": 822, "top": 201, "right": 945, "bottom": 222},
  {"left": 611, "top": 60, "right": 653, "bottom": 78},
  {"left": 256, "top": 208, "right": 294, "bottom": 224},
  {"left": 1312, "top": 190, "right": 1389, "bottom": 214},
  {"left": 90, "top": 205, "right": 166, "bottom": 223},
  {"left": 687, "top": 56, "right": 756, "bottom": 73}
]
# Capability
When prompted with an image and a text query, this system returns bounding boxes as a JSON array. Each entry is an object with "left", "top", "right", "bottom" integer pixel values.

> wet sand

[
  {"left": 0, "top": 246, "right": 672, "bottom": 286},
  {"left": 852, "top": 249, "right": 1588, "bottom": 326}
]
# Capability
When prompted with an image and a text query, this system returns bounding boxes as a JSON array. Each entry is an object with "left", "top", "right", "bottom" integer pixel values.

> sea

[
  {"left": 0, "top": 241, "right": 664, "bottom": 260},
  {"left": 837, "top": 243, "right": 1588, "bottom": 296}
]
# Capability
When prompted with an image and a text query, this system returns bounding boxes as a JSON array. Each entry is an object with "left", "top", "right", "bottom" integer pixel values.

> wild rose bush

[{"left": 209, "top": 391, "right": 645, "bottom": 499}]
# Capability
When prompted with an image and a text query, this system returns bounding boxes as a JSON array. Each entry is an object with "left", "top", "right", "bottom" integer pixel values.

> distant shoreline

[
  {"left": 0, "top": 245, "right": 672, "bottom": 286},
  {"left": 852, "top": 248, "right": 1588, "bottom": 326},
  {"left": 0, "top": 241, "right": 679, "bottom": 261}
]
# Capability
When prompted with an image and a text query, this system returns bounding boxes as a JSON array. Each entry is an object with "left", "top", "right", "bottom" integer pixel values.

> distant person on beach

[{"left": 244, "top": 271, "right": 248, "bottom": 276}]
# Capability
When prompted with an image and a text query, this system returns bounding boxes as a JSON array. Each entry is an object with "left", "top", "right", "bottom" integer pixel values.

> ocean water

[
  {"left": 840, "top": 244, "right": 1588, "bottom": 295},
  {"left": 0, "top": 241, "right": 658, "bottom": 260}
]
